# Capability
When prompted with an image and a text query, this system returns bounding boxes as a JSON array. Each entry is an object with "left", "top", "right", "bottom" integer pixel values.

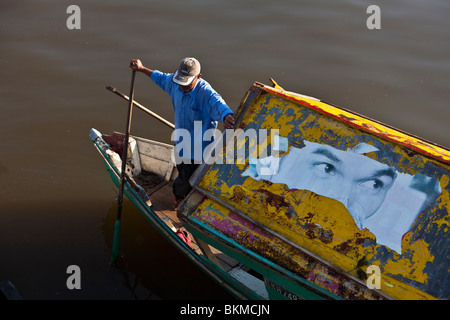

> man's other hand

[{"left": 224, "top": 114, "right": 235, "bottom": 129}]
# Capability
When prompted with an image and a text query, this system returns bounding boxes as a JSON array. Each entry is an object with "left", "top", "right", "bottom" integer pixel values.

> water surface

[{"left": 0, "top": 0, "right": 448, "bottom": 299}]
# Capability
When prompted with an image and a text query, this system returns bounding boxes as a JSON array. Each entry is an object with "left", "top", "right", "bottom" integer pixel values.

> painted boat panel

[{"left": 186, "top": 82, "right": 449, "bottom": 300}]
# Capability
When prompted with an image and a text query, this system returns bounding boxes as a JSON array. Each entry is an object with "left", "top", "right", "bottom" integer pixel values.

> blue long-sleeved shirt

[{"left": 151, "top": 70, "right": 233, "bottom": 162}]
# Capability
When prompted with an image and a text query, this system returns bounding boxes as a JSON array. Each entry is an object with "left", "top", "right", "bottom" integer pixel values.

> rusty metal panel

[{"left": 192, "top": 82, "right": 449, "bottom": 300}]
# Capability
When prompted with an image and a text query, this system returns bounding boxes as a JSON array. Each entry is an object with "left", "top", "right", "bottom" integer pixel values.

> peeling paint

[{"left": 192, "top": 82, "right": 449, "bottom": 300}]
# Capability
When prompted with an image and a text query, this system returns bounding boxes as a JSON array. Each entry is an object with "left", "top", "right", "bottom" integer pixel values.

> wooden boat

[
  {"left": 90, "top": 80, "right": 449, "bottom": 300},
  {"left": 89, "top": 129, "right": 268, "bottom": 299}
]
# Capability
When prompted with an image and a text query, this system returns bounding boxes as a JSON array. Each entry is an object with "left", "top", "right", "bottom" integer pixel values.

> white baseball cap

[{"left": 172, "top": 57, "right": 201, "bottom": 86}]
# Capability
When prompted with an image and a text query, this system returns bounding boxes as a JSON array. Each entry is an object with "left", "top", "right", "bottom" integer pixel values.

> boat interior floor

[{"left": 134, "top": 170, "right": 240, "bottom": 273}]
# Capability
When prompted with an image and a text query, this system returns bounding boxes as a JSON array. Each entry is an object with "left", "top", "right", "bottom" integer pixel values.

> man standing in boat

[{"left": 130, "top": 57, "right": 235, "bottom": 209}]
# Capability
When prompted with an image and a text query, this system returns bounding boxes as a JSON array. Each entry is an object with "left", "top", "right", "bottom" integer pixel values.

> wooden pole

[
  {"left": 106, "top": 86, "right": 175, "bottom": 130},
  {"left": 111, "top": 66, "right": 136, "bottom": 265}
]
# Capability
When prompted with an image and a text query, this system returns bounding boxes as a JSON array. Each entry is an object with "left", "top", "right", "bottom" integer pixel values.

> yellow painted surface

[
  {"left": 195, "top": 83, "right": 449, "bottom": 300},
  {"left": 269, "top": 85, "right": 450, "bottom": 164}
]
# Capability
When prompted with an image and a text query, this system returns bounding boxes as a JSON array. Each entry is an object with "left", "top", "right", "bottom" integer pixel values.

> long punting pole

[{"left": 111, "top": 65, "right": 136, "bottom": 265}]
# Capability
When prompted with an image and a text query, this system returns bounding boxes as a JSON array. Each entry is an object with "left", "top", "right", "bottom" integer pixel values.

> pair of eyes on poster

[{"left": 242, "top": 136, "right": 442, "bottom": 255}]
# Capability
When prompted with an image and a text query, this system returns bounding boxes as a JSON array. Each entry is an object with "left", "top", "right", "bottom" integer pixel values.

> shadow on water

[{"left": 102, "top": 199, "right": 235, "bottom": 300}]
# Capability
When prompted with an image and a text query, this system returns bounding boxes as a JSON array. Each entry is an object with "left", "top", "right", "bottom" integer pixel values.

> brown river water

[{"left": 0, "top": 0, "right": 449, "bottom": 299}]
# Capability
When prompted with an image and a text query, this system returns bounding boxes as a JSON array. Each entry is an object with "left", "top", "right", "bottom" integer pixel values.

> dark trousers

[{"left": 173, "top": 163, "right": 200, "bottom": 200}]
